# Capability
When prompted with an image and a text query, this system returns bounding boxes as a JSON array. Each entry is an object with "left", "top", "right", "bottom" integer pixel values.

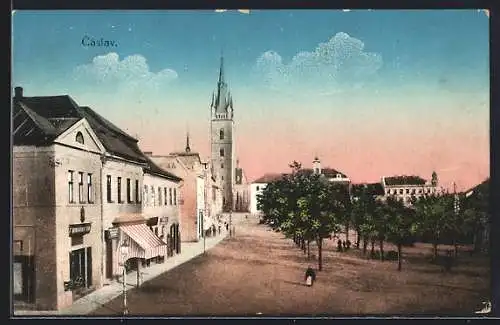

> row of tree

[{"left": 257, "top": 161, "right": 489, "bottom": 272}]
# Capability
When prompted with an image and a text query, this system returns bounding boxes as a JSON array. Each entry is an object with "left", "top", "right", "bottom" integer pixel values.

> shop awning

[{"left": 118, "top": 224, "right": 168, "bottom": 262}]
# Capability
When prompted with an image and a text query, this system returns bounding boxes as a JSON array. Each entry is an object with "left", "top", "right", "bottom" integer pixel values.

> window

[
  {"left": 106, "top": 175, "right": 112, "bottom": 202},
  {"left": 151, "top": 186, "right": 155, "bottom": 206},
  {"left": 419, "top": 189, "right": 423, "bottom": 194},
  {"left": 127, "top": 179, "right": 132, "bottom": 203},
  {"left": 117, "top": 177, "right": 122, "bottom": 203},
  {"left": 169, "top": 188, "right": 173, "bottom": 205},
  {"left": 399, "top": 189, "right": 403, "bottom": 194},
  {"left": 164, "top": 188, "right": 167, "bottom": 205},
  {"left": 75, "top": 132, "right": 84, "bottom": 144},
  {"left": 336, "top": 174, "right": 341, "bottom": 178},
  {"left": 406, "top": 189, "right": 410, "bottom": 194},
  {"left": 220, "top": 148, "right": 225, "bottom": 157},
  {"left": 135, "top": 180, "right": 140, "bottom": 203},
  {"left": 144, "top": 186, "right": 148, "bottom": 205},
  {"left": 411, "top": 189, "right": 416, "bottom": 195},
  {"left": 174, "top": 188, "right": 177, "bottom": 205},
  {"left": 386, "top": 190, "right": 390, "bottom": 195},
  {"left": 68, "top": 171, "right": 74, "bottom": 203},
  {"left": 158, "top": 187, "right": 162, "bottom": 206},
  {"left": 87, "top": 174, "right": 93, "bottom": 203},
  {"left": 221, "top": 163, "right": 224, "bottom": 169},
  {"left": 219, "top": 129, "right": 224, "bottom": 140},
  {"left": 221, "top": 176, "right": 224, "bottom": 181},
  {"left": 78, "top": 172, "right": 84, "bottom": 203},
  {"left": 256, "top": 186, "right": 260, "bottom": 191}
]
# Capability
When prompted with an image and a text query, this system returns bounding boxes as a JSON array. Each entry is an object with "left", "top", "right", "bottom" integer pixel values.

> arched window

[
  {"left": 219, "top": 128, "right": 224, "bottom": 140},
  {"left": 75, "top": 132, "right": 84, "bottom": 144}
]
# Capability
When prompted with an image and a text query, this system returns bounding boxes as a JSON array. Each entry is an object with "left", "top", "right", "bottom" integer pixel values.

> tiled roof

[
  {"left": 253, "top": 173, "right": 286, "bottom": 184},
  {"left": 143, "top": 155, "right": 183, "bottom": 183},
  {"left": 384, "top": 175, "right": 427, "bottom": 186},
  {"left": 77, "top": 106, "right": 146, "bottom": 163},
  {"left": 13, "top": 100, "right": 81, "bottom": 145},
  {"left": 300, "top": 168, "right": 348, "bottom": 179},
  {"left": 13, "top": 94, "right": 147, "bottom": 164}
]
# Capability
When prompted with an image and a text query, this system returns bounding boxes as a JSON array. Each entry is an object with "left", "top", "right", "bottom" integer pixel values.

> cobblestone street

[{"left": 92, "top": 216, "right": 489, "bottom": 316}]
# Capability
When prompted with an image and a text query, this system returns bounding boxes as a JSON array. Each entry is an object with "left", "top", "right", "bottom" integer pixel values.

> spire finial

[{"left": 185, "top": 130, "right": 191, "bottom": 153}]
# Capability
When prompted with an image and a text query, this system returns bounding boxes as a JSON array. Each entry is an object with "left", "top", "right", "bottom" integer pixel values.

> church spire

[
  {"left": 212, "top": 53, "right": 232, "bottom": 116},
  {"left": 218, "top": 53, "right": 225, "bottom": 85},
  {"left": 185, "top": 131, "right": 191, "bottom": 153}
]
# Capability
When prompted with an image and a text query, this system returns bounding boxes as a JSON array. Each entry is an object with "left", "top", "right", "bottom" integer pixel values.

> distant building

[
  {"left": 304, "top": 156, "right": 351, "bottom": 185},
  {"left": 148, "top": 134, "right": 214, "bottom": 242},
  {"left": 250, "top": 173, "right": 285, "bottom": 215},
  {"left": 381, "top": 172, "right": 439, "bottom": 205},
  {"left": 250, "top": 156, "right": 351, "bottom": 214},
  {"left": 233, "top": 159, "right": 250, "bottom": 212},
  {"left": 210, "top": 55, "right": 235, "bottom": 212},
  {"left": 142, "top": 155, "right": 182, "bottom": 257}
]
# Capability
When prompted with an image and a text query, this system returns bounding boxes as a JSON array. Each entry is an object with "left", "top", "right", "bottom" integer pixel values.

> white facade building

[{"left": 381, "top": 173, "right": 439, "bottom": 205}]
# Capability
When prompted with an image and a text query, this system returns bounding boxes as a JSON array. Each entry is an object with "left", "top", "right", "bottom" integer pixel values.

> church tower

[{"left": 210, "top": 55, "right": 235, "bottom": 212}]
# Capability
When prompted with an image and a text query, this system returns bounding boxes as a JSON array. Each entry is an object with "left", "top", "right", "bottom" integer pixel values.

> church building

[{"left": 209, "top": 56, "right": 249, "bottom": 212}]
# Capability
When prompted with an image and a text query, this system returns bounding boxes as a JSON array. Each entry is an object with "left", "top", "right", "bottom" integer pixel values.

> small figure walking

[
  {"left": 346, "top": 239, "right": 351, "bottom": 251},
  {"left": 304, "top": 266, "right": 316, "bottom": 287},
  {"left": 337, "top": 240, "right": 343, "bottom": 252}
]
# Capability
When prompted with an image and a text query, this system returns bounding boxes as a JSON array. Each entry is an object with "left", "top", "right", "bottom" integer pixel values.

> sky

[{"left": 12, "top": 10, "right": 490, "bottom": 191}]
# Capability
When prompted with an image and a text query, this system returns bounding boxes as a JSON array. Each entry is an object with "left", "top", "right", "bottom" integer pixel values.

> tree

[
  {"left": 256, "top": 161, "right": 349, "bottom": 271},
  {"left": 413, "top": 194, "right": 455, "bottom": 259},
  {"left": 385, "top": 197, "right": 418, "bottom": 271}
]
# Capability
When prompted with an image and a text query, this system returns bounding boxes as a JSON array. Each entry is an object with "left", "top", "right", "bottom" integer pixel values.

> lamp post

[
  {"left": 120, "top": 241, "right": 129, "bottom": 316},
  {"left": 202, "top": 211, "right": 206, "bottom": 254}
]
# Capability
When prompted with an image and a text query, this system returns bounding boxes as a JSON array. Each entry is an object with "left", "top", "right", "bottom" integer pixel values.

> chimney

[
  {"left": 14, "top": 87, "right": 23, "bottom": 100},
  {"left": 144, "top": 151, "right": 153, "bottom": 157}
]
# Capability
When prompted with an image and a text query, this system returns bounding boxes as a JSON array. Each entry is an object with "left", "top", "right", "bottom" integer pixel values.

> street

[{"left": 92, "top": 215, "right": 489, "bottom": 316}]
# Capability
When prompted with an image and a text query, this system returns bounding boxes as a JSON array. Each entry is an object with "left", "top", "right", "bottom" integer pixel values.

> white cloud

[
  {"left": 73, "top": 52, "right": 178, "bottom": 93},
  {"left": 253, "top": 32, "right": 383, "bottom": 93}
]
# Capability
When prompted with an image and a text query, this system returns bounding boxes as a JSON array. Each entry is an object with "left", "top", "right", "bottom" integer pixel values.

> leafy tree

[
  {"left": 385, "top": 197, "right": 418, "bottom": 271},
  {"left": 413, "top": 194, "right": 455, "bottom": 259},
  {"left": 256, "top": 161, "right": 349, "bottom": 271}
]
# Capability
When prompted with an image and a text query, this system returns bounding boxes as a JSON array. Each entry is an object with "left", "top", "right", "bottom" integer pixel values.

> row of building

[
  {"left": 249, "top": 156, "right": 441, "bottom": 214},
  {"left": 11, "top": 86, "right": 238, "bottom": 310},
  {"left": 13, "top": 56, "right": 255, "bottom": 311}
]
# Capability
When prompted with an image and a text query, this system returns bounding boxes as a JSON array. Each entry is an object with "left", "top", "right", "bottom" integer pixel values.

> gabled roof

[
  {"left": 253, "top": 173, "right": 286, "bottom": 184},
  {"left": 464, "top": 178, "right": 489, "bottom": 197},
  {"left": 13, "top": 100, "right": 82, "bottom": 145},
  {"left": 13, "top": 93, "right": 147, "bottom": 164},
  {"left": 78, "top": 106, "right": 146, "bottom": 163},
  {"left": 143, "top": 155, "right": 183, "bottom": 183},
  {"left": 301, "top": 167, "right": 348, "bottom": 179},
  {"left": 384, "top": 175, "right": 427, "bottom": 186}
]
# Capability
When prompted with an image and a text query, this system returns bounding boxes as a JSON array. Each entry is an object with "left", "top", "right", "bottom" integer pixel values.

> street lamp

[{"left": 120, "top": 241, "right": 129, "bottom": 316}]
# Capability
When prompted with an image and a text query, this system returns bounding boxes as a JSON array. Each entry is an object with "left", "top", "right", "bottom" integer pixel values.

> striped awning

[{"left": 117, "top": 224, "right": 168, "bottom": 265}]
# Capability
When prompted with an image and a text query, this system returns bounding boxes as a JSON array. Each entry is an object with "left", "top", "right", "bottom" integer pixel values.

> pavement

[{"left": 13, "top": 230, "right": 229, "bottom": 316}]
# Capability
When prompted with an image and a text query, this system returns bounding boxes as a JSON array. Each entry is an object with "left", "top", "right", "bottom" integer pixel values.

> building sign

[
  {"left": 106, "top": 227, "right": 119, "bottom": 240},
  {"left": 146, "top": 217, "right": 159, "bottom": 227},
  {"left": 69, "top": 223, "right": 91, "bottom": 237}
]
